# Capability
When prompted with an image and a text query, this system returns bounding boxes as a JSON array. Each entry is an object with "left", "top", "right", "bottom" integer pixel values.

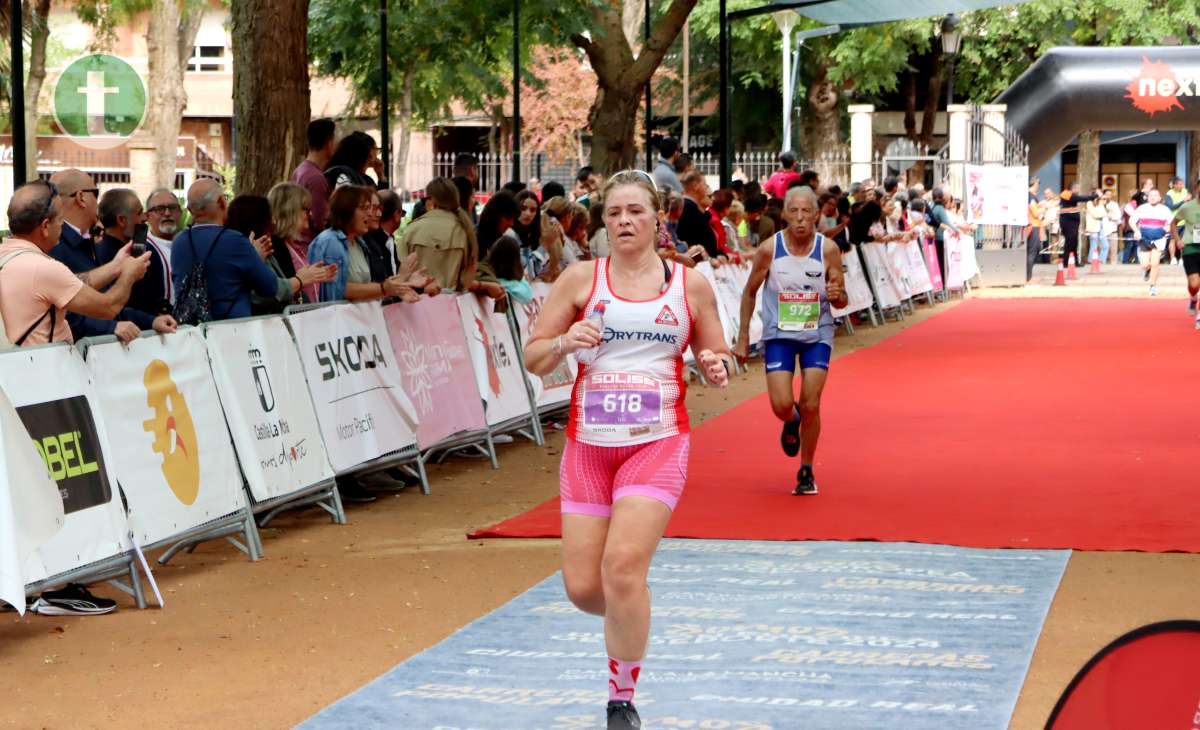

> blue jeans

[{"left": 1088, "top": 232, "right": 1109, "bottom": 262}]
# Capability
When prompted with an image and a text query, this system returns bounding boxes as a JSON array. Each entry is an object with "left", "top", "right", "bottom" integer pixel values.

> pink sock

[{"left": 608, "top": 657, "right": 642, "bottom": 703}]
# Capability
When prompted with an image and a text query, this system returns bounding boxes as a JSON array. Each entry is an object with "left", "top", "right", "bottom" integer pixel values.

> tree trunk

[
  {"left": 574, "top": 0, "right": 696, "bottom": 176},
  {"left": 231, "top": 0, "right": 310, "bottom": 195},
  {"left": 902, "top": 70, "right": 917, "bottom": 142},
  {"left": 910, "top": 48, "right": 943, "bottom": 183},
  {"left": 1076, "top": 129, "right": 1100, "bottom": 194},
  {"left": 22, "top": 0, "right": 50, "bottom": 182},
  {"left": 142, "top": 0, "right": 202, "bottom": 192},
  {"left": 394, "top": 67, "right": 414, "bottom": 193}
]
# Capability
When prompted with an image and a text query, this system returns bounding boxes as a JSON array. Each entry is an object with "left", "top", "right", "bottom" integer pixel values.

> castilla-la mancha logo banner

[{"left": 1125, "top": 56, "right": 1194, "bottom": 116}]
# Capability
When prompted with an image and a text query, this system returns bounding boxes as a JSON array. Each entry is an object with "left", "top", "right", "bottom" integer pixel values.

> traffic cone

[
  {"left": 1054, "top": 262, "right": 1066, "bottom": 286},
  {"left": 1067, "top": 253, "right": 1078, "bottom": 280},
  {"left": 1089, "top": 253, "right": 1101, "bottom": 273}
]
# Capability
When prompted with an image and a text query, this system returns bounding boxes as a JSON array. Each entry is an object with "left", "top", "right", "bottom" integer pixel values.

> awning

[{"left": 733, "top": 0, "right": 1027, "bottom": 23}]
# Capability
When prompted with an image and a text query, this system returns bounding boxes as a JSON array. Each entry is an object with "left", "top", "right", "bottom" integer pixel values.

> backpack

[
  {"left": 172, "top": 227, "right": 227, "bottom": 326},
  {"left": 0, "top": 249, "right": 57, "bottom": 350}
]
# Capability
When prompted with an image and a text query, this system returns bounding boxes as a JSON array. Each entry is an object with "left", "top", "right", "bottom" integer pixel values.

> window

[{"left": 187, "top": 46, "right": 228, "bottom": 73}]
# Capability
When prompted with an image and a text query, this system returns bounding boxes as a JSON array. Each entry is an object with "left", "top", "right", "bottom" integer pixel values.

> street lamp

[{"left": 939, "top": 13, "right": 962, "bottom": 106}]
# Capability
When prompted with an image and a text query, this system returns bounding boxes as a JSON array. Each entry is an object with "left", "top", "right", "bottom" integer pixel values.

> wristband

[{"left": 553, "top": 335, "right": 564, "bottom": 359}]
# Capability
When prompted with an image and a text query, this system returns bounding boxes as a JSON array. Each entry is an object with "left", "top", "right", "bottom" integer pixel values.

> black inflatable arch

[{"left": 998, "top": 46, "right": 1200, "bottom": 171}]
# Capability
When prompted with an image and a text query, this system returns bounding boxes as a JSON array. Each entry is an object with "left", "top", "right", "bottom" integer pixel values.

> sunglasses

[
  {"left": 70, "top": 187, "right": 100, "bottom": 198},
  {"left": 148, "top": 203, "right": 182, "bottom": 215},
  {"left": 32, "top": 180, "right": 59, "bottom": 223}
]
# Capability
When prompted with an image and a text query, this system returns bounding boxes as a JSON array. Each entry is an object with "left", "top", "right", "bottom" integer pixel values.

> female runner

[{"left": 525, "top": 170, "right": 733, "bottom": 729}]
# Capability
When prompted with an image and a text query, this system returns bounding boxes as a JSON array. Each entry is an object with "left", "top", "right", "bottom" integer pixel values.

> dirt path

[{"left": 3, "top": 296, "right": 1195, "bottom": 730}]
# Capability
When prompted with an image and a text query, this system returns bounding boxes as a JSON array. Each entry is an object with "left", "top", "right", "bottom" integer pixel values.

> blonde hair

[
  {"left": 728, "top": 200, "right": 745, "bottom": 217},
  {"left": 599, "top": 170, "right": 660, "bottom": 213},
  {"left": 426, "top": 176, "right": 479, "bottom": 263},
  {"left": 268, "top": 182, "right": 311, "bottom": 241},
  {"left": 541, "top": 195, "right": 572, "bottom": 220}
]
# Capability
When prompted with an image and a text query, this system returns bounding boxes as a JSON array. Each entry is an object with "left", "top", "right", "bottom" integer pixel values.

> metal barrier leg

[
  {"left": 484, "top": 432, "right": 499, "bottom": 470},
  {"left": 415, "top": 456, "right": 431, "bottom": 496}
]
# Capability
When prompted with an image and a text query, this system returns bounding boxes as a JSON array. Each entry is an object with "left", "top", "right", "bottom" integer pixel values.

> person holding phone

[
  {"left": 733, "top": 186, "right": 847, "bottom": 496},
  {"left": 94, "top": 188, "right": 177, "bottom": 338}
]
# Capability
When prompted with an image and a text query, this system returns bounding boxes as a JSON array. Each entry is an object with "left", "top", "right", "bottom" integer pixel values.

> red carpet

[{"left": 471, "top": 299, "right": 1200, "bottom": 552}]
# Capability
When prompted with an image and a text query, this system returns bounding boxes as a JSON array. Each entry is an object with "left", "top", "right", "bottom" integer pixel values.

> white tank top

[{"left": 568, "top": 258, "right": 693, "bottom": 446}]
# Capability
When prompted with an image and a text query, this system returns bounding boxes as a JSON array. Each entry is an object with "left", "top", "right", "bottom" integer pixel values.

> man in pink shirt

[
  {"left": 0, "top": 180, "right": 149, "bottom": 347},
  {"left": 290, "top": 118, "right": 337, "bottom": 245}
]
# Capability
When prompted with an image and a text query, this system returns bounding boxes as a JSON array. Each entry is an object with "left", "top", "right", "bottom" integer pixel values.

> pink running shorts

[{"left": 559, "top": 434, "right": 690, "bottom": 517}]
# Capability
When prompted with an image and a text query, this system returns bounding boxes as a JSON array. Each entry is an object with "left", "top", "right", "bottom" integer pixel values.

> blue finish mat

[{"left": 300, "top": 540, "right": 1068, "bottom": 730}]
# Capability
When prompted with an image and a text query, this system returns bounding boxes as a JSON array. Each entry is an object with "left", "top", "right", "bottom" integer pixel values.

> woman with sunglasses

[{"left": 524, "top": 170, "right": 733, "bottom": 730}]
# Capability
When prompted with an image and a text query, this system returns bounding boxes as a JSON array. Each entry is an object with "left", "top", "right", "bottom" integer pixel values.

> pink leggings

[{"left": 559, "top": 434, "right": 690, "bottom": 517}]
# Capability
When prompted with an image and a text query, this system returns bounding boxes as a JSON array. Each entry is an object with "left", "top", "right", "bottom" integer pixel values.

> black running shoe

[
  {"left": 607, "top": 701, "right": 642, "bottom": 730},
  {"left": 1144, "top": 268, "right": 1151, "bottom": 282},
  {"left": 30, "top": 584, "right": 117, "bottom": 616},
  {"left": 793, "top": 466, "right": 819, "bottom": 496},
  {"left": 336, "top": 476, "right": 378, "bottom": 503},
  {"left": 780, "top": 418, "right": 801, "bottom": 457}
]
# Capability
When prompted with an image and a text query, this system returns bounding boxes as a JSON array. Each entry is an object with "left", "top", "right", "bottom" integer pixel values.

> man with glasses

[
  {"left": 0, "top": 180, "right": 149, "bottom": 346},
  {"left": 48, "top": 169, "right": 143, "bottom": 343},
  {"left": 145, "top": 188, "right": 181, "bottom": 304}
]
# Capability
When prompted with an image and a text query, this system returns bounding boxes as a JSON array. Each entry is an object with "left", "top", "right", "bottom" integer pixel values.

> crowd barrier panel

[
  {"left": 832, "top": 244, "right": 878, "bottom": 324},
  {"left": 0, "top": 344, "right": 148, "bottom": 611},
  {"left": 857, "top": 243, "right": 905, "bottom": 322},
  {"left": 81, "top": 330, "right": 261, "bottom": 565},
  {"left": 511, "top": 281, "right": 579, "bottom": 417},
  {"left": 203, "top": 316, "right": 345, "bottom": 528},
  {"left": 456, "top": 293, "right": 543, "bottom": 446},
  {"left": 899, "top": 239, "right": 937, "bottom": 306},
  {"left": 382, "top": 297, "right": 499, "bottom": 473},
  {"left": 284, "top": 301, "right": 427, "bottom": 493},
  {"left": 944, "top": 230, "right": 970, "bottom": 295},
  {"left": 921, "top": 235, "right": 947, "bottom": 301}
]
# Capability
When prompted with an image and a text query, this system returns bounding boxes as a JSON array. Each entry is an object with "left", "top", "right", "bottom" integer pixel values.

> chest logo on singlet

[{"left": 655, "top": 305, "right": 679, "bottom": 326}]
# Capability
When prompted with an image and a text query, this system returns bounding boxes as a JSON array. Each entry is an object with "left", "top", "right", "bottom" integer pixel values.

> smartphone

[
  {"left": 689, "top": 249, "right": 704, "bottom": 261},
  {"left": 131, "top": 223, "right": 149, "bottom": 256}
]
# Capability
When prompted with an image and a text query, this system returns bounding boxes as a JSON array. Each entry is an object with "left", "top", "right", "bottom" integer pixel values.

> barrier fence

[{"left": 0, "top": 237, "right": 965, "bottom": 614}]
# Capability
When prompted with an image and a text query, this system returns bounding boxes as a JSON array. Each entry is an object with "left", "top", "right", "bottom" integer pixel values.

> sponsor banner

[
  {"left": 960, "top": 230, "right": 981, "bottom": 282},
  {"left": 301, "top": 539, "right": 1069, "bottom": 730},
  {"left": 288, "top": 302, "right": 417, "bottom": 473},
  {"left": 205, "top": 318, "right": 335, "bottom": 503},
  {"left": 901, "top": 240, "right": 935, "bottom": 296},
  {"left": 456, "top": 294, "right": 533, "bottom": 427},
  {"left": 86, "top": 329, "right": 247, "bottom": 545},
  {"left": 694, "top": 262, "right": 737, "bottom": 345},
  {"left": 885, "top": 242, "right": 916, "bottom": 301},
  {"left": 832, "top": 244, "right": 876, "bottom": 318},
  {"left": 724, "top": 262, "right": 764, "bottom": 345},
  {"left": 383, "top": 297, "right": 487, "bottom": 449},
  {"left": 945, "top": 230, "right": 967, "bottom": 291},
  {"left": 966, "top": 165, "right": 1030, "bottom": 227},
  {"left": 512, "top": 281, "right": 579, "bottom": 409},
  {"left": 860, "top": 243, "right": 904, "bottom": 310},
  {"left": 923, "top": 236, "right": 945, "bottom": 292},
  {"left": 0, "top": 346, "right": 128, "bottom": 592},
  {"left": 0, "top": 383, "right": 65, "bottom": 611}
]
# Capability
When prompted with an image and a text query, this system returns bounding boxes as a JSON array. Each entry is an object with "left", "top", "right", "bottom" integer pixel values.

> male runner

[
  {"left": 1171, "top": 177, "right": 1200, "bottom": 328},
  {"left": 1129, "top": 189, "right": 1173, "bottom": 297},
  {"left": 734, "top": 186, "right": 848, "bottom": 495}
]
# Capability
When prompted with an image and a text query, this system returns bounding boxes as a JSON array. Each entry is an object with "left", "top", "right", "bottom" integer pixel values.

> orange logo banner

[{"left": 141, "top": 359, "right": 200, "bottom": 505}]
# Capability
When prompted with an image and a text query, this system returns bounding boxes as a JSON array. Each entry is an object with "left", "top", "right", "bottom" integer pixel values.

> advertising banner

[
  {"left": 512, "top": 282, "right": 579, "bottom": 409},
  {"left": 288, "top": 302, "right": 418, "bottom": 473},
  {"left": 383, "top": 297, "right": 487, "bottom": 449},
  {"left": 900, "top": 240, "right": 935, "bottom": 296},
  {"left": 831, "top": 244, "right": 876, "bottom": 318},
  {"left": 885, "top": 242, "right": 915, "bottom": 301},
  {"left": 724, "top": 262, "right": 764, "bottom": 345},
  {"left": 0, "top": 383, "right": 65, "bottom": 612},
  {"left": 966, "top": 165, "right": 1030, "bottom": 226},
  {"left": 693, "top": 262, "right": 737, "bottom": 345},
  {"left": 205, "top": 317, "right": 335, "bottom": 503},
  {"left": 456, "top": 294, "right": 534, "bottom": 427},
  {"left": 945, "top": 230, "right": 966, "bottom": 291},
  {"left": 923, "top": 236, "right": 945, "bottom": 292},
  {"left": 86, "top": 329, "right": 247, "bottom": 546},
  {"left": 0, "top": 346, "right": 128, "bottom": 593},
  {"left": 859, "top": 243, "right": 904, "bottom": 311}
]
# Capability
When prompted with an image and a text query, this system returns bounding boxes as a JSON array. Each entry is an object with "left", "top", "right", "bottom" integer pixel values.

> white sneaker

[{"left": 1149, "top": 286, "right": 1158, "bottom": 297}]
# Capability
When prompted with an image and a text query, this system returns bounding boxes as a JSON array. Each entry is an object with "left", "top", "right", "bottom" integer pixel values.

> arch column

[{"left": 848, "top": 104, "right": 874, "bottom": 183}]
